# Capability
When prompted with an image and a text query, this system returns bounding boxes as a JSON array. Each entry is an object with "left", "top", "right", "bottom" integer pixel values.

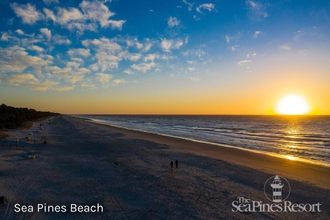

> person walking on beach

[
  {"left": 175, "top": 160, "right": 178, "bottom": 168},
  {"left": 170, "top": 160, "right": 173, "bottom": 171}
]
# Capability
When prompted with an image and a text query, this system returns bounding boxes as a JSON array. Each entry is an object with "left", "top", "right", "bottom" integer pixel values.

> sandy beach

[{"left": 0, "top": 115, "right": 329, "bottom": 219}]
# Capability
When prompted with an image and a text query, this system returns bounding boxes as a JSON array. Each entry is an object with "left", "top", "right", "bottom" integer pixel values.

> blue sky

[{"left": 1, "top": 0, "right": 330, "bottom": 114}]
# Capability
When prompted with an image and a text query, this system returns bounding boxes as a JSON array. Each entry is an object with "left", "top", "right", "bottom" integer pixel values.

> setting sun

[{"left": 275, "top": 94, "right": 311, "bottom": 115}]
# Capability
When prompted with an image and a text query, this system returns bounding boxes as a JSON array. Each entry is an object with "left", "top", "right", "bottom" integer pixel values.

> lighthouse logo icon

[
  {"left": 264, "top": 175, "right": 291, "bottom": 203},
  {"left": 270, "top": 175, "right": 284, "bottom": 202}
]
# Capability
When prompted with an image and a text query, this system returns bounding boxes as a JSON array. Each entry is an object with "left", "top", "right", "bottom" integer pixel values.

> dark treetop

[{"left": 0, "top": 104, "right": 59, "bottom": 130}]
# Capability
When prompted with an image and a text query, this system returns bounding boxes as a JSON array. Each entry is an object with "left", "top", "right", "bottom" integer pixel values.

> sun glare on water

[{"left": 276, "top": 94, "right": 311, "bottom": 115}]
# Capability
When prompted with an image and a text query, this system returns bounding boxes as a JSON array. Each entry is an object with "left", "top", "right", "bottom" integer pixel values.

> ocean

[{"left": 78, "top": 115, "right": 330, "bottom": 166}]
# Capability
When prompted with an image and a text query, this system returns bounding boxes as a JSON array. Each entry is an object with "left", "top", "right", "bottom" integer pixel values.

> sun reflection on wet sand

[{"left": 284, "top": 155, "right": 296, "bottom": 161}]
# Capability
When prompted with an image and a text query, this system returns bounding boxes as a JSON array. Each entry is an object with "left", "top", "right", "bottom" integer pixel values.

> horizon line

[{"left": 67, "top": 113, "right": 330, "bottom": 116}]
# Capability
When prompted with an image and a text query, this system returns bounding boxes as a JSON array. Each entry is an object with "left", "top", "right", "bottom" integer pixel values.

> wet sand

[{"left": 0, "top": 115, "right": 329, "bottom": 219}]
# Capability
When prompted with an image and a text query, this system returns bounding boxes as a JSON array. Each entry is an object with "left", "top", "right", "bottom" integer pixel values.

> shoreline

[
  {"left": 81, "top": 116, "right": 330, "bottom": 190},
  {"left": 86, "top": 118, "right": 330, "bottom": 168}
]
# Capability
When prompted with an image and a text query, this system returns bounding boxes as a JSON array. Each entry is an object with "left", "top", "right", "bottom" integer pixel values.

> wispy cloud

[
  {"left": 40, "top": 28, "right": 51, "bottom": 41},
  {"left": 91, "top": 52, "right": 121, "bottom": 71},
  {"left": 253, "top": 30, "right": 262, "bottom": 38},
  {"left": 44, "top": 62, "right": 90, "bottom": 85},
  {"left": 71, "top": 58, "right": 84, "bottom": 63},
  {"left": 96, "top": 73, "right": 113, "bottom": 83},
  {"left": 124, "top": 37, "right": 154, "bottom": 52},
  {"left": 246, "top": 0, "right": 269, "bottom": 21},
  {"left": 1, "top": 33, "right": 10, "bottom": 41},
  {"left": 83, "top": 37, "right": 121, "bottom": 51},
  {"left": 56, "top": 7, "right": 86, "bottom": 27},
  {"left": 4, "top": 73, "right": 59, "bottom": 91},
  {"left": 225, "top": 33, "right": 241, "bottom": 44},
  {"left": 182, "top": 0, "right": 194, "bottom": 11},
  {"left": 56, "top": 85, "right": 75, "bottom": 92},
  {"left": 143, "top": 54, "right": 160, "bottom": 62},
  {"left": 161, "top": 38, "right": 183, "bottom": 52},
  {"left": 168, "top": 17, "right": 180, "bottom": 28},
  {"left": 246, "top": 51, "right": 256, "bottom": 58},
  {"left": 53, "top": 34, "right": 71, "bottom": 45},
  {"left": 190, "top": 77, "right": 200, "bottom": 81},
  {"left": 83, "top": 37, "right": 122, "bottom": 71},
  {"left": 238, "top": 60, "right": 251, "bottom": 65},
  {"left": 160, "top": 54, "right": 175, "bottom": 61},
  {"left": 0, "top": 46, "right": 50, "bottom": 73},
  {"left": 293, "top": 30, "right": 304, "bottom": 41},
  {"left": 32, "top": 80, "right": 59, "bottom": 91},
  {"left": 6, "top": 73, "right": 38, "bottom": 86},
  {"left": 119, "top": 52, "right": 142, "bottom": 62},
  {"left": 161, "top": 39, "right": 173, "bottom": 52},
  {"left": 11, "top": 1, "right": 125, "bottom": 33},
  {"left": 79, "top": 0, "right": 125, "bottom": 30},
  {"left": 196, "top": 3, "right": 216, "bottom": 14},
  {"left": 81, "top": 82, "right": 96, "bottom": 89},
  {"left": 29, "top": 45, "right": 44, "bottom": 52},
  {"left": 15, "top": 29, "right": 25, "bottom": 35},
  {"left": 43, "top": 0, "right": 59, "bottom": 5},
  {"left": 124, "top": 69, "right": 134, "bottom": 75},
  {"left": 131, "top": 54, "right": 143, "bottom": 61},
  {"left": 225, "top": 35, "right": 231, "bottom": 43},
  {"left": 182, "top": 49, "right": 205, "bottom": 58},
  {"left": 228, "top": 45, "right": 239, "bottom": 52},
  {"left": 43, "top": 8, "right": 56, "bottom": 22},
  {"left": 45, "top": 64, "right": 88, "bottom": 84},
  {"left": 293, "top": 28, "right": 323, "bottom": 42},
  {"left": 131, "top": 62, "right": 156, "bottom": 73},
  {"left": 280, "top": 44, "right": 291, "bottom": 51},
  {"left": 68, "top": 48, "right": 91, "bottom": 57},
  {"left": 113, "top": 79, "right": 126, "bottom": 85},
  {"left": 10, "top": 3, "right": 44, "bottom": 25},
  {"left": 67, "top": 69, "right": 89, "bottom": 84},
  {"left": 143, "top": 42, "right": 153, "bottom": 52}
]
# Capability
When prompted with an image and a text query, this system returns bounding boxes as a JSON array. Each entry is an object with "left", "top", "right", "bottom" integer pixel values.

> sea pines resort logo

[{"left": 232, "top": 175, "right": 322, "bottom": 213}]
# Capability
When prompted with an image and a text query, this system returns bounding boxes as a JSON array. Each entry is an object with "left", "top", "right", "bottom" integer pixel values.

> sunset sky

[{"left": 0, "top": 0, "right": 329, "bottom": 114}]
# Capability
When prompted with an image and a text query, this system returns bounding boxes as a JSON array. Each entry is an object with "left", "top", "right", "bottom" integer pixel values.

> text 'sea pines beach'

[{"left": 14, "top": 203, "right": 104, "bottom": 213}]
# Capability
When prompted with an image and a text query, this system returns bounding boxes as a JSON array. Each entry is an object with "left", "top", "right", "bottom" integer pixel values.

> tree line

[{"left": 0, "top": 104, "right": 60, "bottom": 130}]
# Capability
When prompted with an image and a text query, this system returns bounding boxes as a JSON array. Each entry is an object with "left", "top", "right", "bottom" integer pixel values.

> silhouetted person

[
  {"left": 175, "top": 160, "right": 178, "bottom": 168},
  {"left": 170, "top": 160, "right": 173, "bottom": 168}
]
